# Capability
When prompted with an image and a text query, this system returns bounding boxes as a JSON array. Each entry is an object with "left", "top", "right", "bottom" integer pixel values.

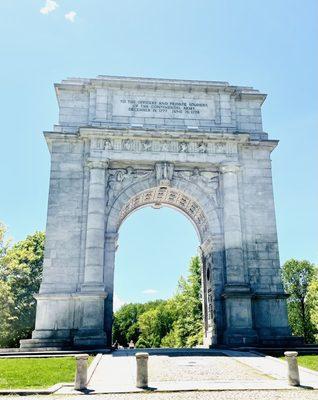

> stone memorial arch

[{"left": 20, "top": 76, "right": 296, "bottom": 349}]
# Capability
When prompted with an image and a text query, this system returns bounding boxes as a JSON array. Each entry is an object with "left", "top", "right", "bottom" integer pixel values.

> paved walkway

[
  {"left": 3, "top": 390, "right": 318, "bottom": 400},
  {"left": 54, "top": 348, "right": 318, "bottom": 395}
]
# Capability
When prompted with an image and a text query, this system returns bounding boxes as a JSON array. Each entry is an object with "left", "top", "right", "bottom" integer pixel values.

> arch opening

[
  {"left": 113, "top": 203, "right": 203, "bottom": 348},
  {"left": 104, "top": 174, "right": 222, "bottom": 348},
  {"left": 116, "top": 185, "right": 210, "bottom": 243}
]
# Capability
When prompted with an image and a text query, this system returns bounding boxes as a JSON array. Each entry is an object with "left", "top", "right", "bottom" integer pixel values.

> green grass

[
  {"left": 0, "top": 356, "right": 94, "bottom": 389},
  {"left": 280, "top": 354, "right": 318, "bottom": 372}
]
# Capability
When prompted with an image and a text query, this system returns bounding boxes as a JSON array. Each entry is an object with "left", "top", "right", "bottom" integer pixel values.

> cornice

[
  {"left": 54, "top": 75, "right": 267, "bottom": 101},
  {"left": 78, "top": 127, "right": 251, "bottom": 142}
]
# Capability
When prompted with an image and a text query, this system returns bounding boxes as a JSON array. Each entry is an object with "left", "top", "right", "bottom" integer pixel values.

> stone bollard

[
  {"left": 284, "top": 351, "right": 300, "bottom": 386},
  {"left": 74, "top": 354, "right": 89, "bottom": 390},
  {"left": 136, "top": 352, "right": 149, "bottom": 388}
]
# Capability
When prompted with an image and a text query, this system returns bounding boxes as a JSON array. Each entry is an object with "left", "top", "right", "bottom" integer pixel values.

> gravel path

[
  {"left": 1, "top": 390, "right": 317, "bottom": 400},
  {"left": 148, "top": 355, "right": 271, "bottom": 381}
]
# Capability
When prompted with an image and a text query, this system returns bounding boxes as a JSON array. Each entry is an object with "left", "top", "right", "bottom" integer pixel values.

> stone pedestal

[
  {"left": 222, "top": 285, "right": 258, "bottom": 345},
  {"left": 73, "top": 292, "right": 108, "bottom": 348}
]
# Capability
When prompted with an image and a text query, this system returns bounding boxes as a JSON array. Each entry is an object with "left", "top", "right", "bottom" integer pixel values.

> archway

[
  {"left": 103, "top": 172, "right": 225, "bottom": 347},
  {"left": 21, "top": 76, "right": 295, "bottom": 350},
  {"left": 114, "top": 204, "right": 200, "bottom": 346}
]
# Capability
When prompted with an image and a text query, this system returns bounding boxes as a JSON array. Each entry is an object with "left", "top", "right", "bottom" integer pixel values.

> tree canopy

[
  {"left": 282, "top": 258, "right": 317, "bottom": 343},
  {"left": 113, "top": 256, "right": 203, "bottom": 348},
  {"left": 0, "top": 225, "right": 44, "bottom": 347}
]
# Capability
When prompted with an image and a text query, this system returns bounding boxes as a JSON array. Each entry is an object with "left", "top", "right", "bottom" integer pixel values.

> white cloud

[
  {"left": 40, "top": 0, "right": 59, "bottom": 15},
  {"left": 113, "top": 294, "right": 126, "bottom": 311},
  {"left": 142, "top": 289, "right": 158, "bottom": 295},
  {"left": 65, "top": 11, "right": 77, "bottom": 23}
]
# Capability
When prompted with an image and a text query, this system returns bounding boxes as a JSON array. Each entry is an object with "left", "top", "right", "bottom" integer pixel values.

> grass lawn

[
  {"left": 280, "top": 355, "right": 318, "bottom": 372},
  {"left": 0, "top": 356, "right": 94, "bottom": 389}
]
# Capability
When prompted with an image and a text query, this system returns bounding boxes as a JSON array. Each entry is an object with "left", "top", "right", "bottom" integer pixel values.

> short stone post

[
  {"left": 74, "top": 354, "right": 89, "bottom": 390},
  {"left": 284, "top": 351, "right": 300, "bottom": 386},
  {"left": 136, "top": 352, "right": 149, "bottom": 388}
]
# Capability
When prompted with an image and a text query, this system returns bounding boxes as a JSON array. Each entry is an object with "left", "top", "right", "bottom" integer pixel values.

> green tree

[
  {"left": 0, "top": 231, "right": 45, "bottom": 347},
  {"left": 0, "top": 281, "right": 15, "bottom": 347},
  {"left": 0, "top": 222, "right": 10, "bottom": 259},
  {"left": 307, "top": 279, "right": 318, "bottom": 338},
  {"left": 113, "top": 256, "right": 204, "bottom": 348},
  {"left": 281, "top": 259, "right": 317, "bottom": 343},
  {"left": 163, "top": 256, "right": 203, "bottom": 347},
  {"left": 136, "top": 302, "right": 176, "bottom": 348},
  {"left": 112, "top": 300, "right": 165, "bottom": 346}
]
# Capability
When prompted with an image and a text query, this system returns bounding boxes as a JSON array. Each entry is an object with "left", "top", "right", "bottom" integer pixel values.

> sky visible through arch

[
  {"left": 0, "top": 1, "right": 317, "bottom": 305},
  {"left": 114, "top": 206, "right": 200, "bottom": 309}
]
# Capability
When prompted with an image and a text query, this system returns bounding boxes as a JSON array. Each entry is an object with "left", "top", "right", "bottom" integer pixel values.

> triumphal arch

[{"left": 20, "top": 75, "right": 295, "bottom": 349}]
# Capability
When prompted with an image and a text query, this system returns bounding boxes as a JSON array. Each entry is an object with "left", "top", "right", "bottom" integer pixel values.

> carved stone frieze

[{"left": 91, "top": 137, "right": 237, "bottom": 155}]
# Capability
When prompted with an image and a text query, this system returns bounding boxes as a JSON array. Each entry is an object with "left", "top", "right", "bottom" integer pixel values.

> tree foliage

[
  {"left": 307, "top": 279, "right": 318, "bottom": 338},
  {"left": 113, "top": 256, "right": 203, "bottom": 348},
  {"left": 0, "top": 227, "right": 45, "bottom": 347},
  {"left": 282, "top": 259, "right": 317, "bottom": 343},
  {"left": 112, "top": 300, "right": 165, "bottom": 346}
]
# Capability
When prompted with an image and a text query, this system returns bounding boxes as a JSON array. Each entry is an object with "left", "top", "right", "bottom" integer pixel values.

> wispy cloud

[
  {"left": 113, "top": 294, "right": 126, "bottom": 311},
  {"left": 142, "top": 289, "right": 158, "bottom": 295},
  {"left": 40, "top": 0, "right": 59, "bottom": 15},
  {"left": 65, "top": 11, "right": 77, "bottom": 23}
]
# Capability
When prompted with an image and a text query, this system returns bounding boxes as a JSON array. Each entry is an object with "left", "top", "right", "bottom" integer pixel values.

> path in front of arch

[{"left": 54, "top": 348, "right": 318, "bottom": 395}]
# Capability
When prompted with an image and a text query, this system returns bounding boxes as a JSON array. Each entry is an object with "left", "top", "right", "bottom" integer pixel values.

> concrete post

[
  {"left": 74, "top": 354, "right": 88, "bottom": 390},
  {"left": 136, "top": 352, "right": 149, "bottom": 388},
  {"left": 284, "top": 351, "right": 300, "bottom": 386}
]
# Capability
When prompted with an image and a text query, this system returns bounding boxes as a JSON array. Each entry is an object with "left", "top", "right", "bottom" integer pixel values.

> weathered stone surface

[
  {"left": 20, "top": 76, "right": 295, "bottom": 350},
  {"left": 284, "top": 351, "right": 300, "bottom": 386},
  {"left": 74, "top": 354, "right": 88, "bottom": 390},
  {"left": 136, "top": 352, "right": 149, "bottom": 388}
]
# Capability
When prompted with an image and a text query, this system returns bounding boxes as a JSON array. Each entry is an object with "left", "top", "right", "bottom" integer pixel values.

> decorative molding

[
  {"left": 155, "top": 162, "right": 174, "bottom": 186},
  {"left": 118, "top": 186, "right": 209, "bottom": 236},
  {"left": 106, "top": 167, "right": 152, "bottom": 206},
  {"left": 91, "top": 137, "right": 238, "bottom": 155},
  {"left": 175, "top": 168, "right": 220, "bottom": 207},
  {"left": 220, "top": 162, "right": 240, "bottom": 174},
  {"left": 199, "top": 238, "right": 213, "bottom": 256},
  {"left": 86, "top": 158, "right": 110, "bottom": 169}
]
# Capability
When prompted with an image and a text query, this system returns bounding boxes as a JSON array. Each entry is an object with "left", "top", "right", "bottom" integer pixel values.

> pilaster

[
  {"left": 220, "top": 162, "right": 257, "bottom": 345},
  {"left": 81, "top": 159, "right": 109, "bottom": 292}
]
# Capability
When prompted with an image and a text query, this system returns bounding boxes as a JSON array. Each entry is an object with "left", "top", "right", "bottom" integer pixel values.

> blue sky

[{"left": 0, "top": 1, "right": 317, "bottom": 306}]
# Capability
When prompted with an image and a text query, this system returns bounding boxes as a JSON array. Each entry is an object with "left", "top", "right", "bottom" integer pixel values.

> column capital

[
  {"left": 219, "top": 162, "right": 240, "bottom": 174},
  {"left": 86, "top": 158, "right": 109, "bottom": 170},
  {"left": 199, "top": 238, "right": 213, "bottom": 256},
  {"left": 105, "top": 232, "right": 119, "bottom": 242}
]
